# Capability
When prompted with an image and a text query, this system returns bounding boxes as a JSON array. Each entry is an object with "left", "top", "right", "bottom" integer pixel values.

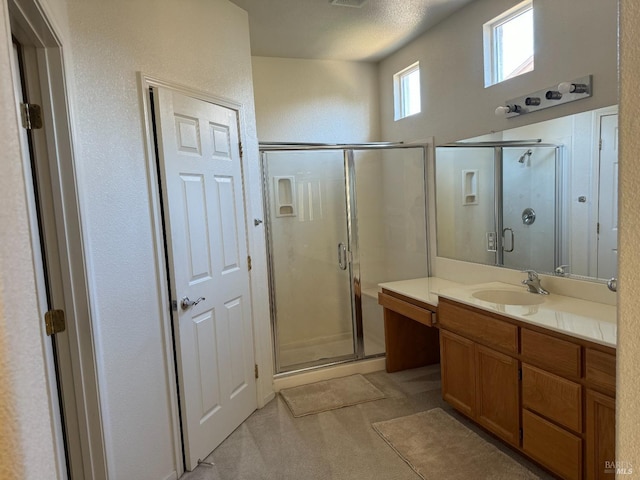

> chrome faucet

[{"left": 522, "top": 270, "right": 549, "bottom": 295}]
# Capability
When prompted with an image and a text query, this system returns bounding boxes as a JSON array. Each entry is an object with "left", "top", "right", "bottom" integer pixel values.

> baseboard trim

[{"left": 272, "top": 357, "right": 386, "bottom": 392}]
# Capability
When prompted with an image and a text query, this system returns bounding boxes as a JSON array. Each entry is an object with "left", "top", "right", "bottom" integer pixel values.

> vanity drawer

[
  {"left": 378, "top": 291, "right": 436, "bottom": 327},
  {"left": 521, "top": 329, "right": 581, "bottom": 378},
  {"left": 585, "top": 348, "right": 616, "bottom": 395},
  {"left": 522, "top": 364, "right": 582, "bottom": 432},
  {"left": 438, "top": 299, "right": 517, "bottom": 354},
  {"left": 522, "top": 409, "right": 582, "bottom": 480}
]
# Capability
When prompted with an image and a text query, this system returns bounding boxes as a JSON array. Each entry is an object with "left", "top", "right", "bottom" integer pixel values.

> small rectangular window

[
  {"left": 483, "top": 1, "right": 534, "bottom": 87},
  {"left": 394, "top": 62, "right": 421, "bottom": 120}
]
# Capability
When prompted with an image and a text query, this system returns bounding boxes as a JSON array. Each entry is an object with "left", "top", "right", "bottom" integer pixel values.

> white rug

[
  {"left": 280, "top": 374, "right": 386, "bottom": 417},
  {"left": 373, "top": 408, "right": 539, "bottom": 480}
]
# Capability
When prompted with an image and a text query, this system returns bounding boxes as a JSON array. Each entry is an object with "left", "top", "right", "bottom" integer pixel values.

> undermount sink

[{"left": 472, "top": 289, "right": 546, "bottom": 306}]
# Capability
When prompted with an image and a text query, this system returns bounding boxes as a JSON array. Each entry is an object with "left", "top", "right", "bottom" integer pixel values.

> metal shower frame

[{"left": 259, "top": 142, "right": 430, "bottom": 376}]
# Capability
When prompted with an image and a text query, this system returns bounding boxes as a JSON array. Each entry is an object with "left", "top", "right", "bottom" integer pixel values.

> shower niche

[
  {"left": 273, "top": 176, "right": 296, "bottom": 217},
  {"left": 261, "top": 144, "right": 429, "bottom": 374}
]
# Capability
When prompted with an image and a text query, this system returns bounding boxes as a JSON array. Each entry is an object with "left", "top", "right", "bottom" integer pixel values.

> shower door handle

[
  {"left": 338, "top": 243, "right": 348, "bottom": 270},
  {"left": 503, "top": 227, "right": 515, "bottom": 253}
]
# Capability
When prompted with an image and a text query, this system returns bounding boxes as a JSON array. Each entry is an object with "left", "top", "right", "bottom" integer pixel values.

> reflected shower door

[
  {"left": 501, "top": 146, "right": 559, "bottom": 272},
  {"left": 263, "top": 150, "right": 355, "bottom": 372},
  {"left": 435, "top": 147, "right": 496, "bottom": 265}
]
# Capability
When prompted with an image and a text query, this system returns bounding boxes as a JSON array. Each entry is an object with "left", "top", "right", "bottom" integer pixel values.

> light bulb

[
  {"left": 495, "top": 105, "right": 521, "bottom": 117},
  {"left": 495, "top": 106, "right": 511, "bottom": 117},
  {"left": 558, "top": 82, "right": 574, "bottom": 94},
  {"left": 558, "top": 82, "right": 589, "bottom": 94}
]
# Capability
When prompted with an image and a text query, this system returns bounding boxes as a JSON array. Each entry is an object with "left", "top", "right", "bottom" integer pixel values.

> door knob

[{"left": 181, "top": 296, "right": 205, "bottom": 310}]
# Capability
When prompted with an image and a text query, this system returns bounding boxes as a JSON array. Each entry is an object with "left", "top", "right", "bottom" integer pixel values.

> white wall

[
  {"left": 251, "top": 56, "right": 380, "bottom": 143},
  {"left": 59, "top": 1, "right": 266, "bottom": 478},
  {"left": 379, "top": 0, "right": 618, "bottom": 145}
]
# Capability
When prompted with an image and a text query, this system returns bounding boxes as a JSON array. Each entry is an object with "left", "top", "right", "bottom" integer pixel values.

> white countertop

[
  {"left": 378, "top": 277, "right": 463, "bottom": 307},
  {"left": 378, "top": 278, "right": 617, "bottom": 348},
  {"left": 438, "top": 281, "right": 617, "bottom": 348}
]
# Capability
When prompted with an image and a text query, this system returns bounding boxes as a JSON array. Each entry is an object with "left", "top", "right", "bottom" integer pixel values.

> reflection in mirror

[{"left": 435, "top": 106, "right": 618, "bottom": 282}]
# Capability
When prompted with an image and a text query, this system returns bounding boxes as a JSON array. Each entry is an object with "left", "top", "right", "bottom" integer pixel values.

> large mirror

[{"left": 435, "top": 105, "right": 618, "bottom": 281}]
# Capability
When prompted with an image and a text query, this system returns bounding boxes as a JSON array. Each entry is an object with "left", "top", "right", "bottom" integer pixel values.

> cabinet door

[
  {"left": 586, "top": 389, "right": 616, "bottom": 480},
  {"left": 522, "top": 363, "right": 582, "bottom": 433},
  {"left": 476, "top": 344, "right": 520, "bottom": 446},
  {"left": 522, "top": 409, "right": 582, "bottom": 480},
  {"left": 440, "top": 329, "right": 476, "bottom": 417}
]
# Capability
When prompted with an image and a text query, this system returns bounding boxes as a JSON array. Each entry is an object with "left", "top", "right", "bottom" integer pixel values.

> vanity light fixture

[{"left": 495, "top": 75, "right": 592, "bottom": 118}]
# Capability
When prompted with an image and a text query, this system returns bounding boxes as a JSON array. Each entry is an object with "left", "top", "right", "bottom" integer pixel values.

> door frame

[
  {"left": 8, "top": 0, "right": 108, "bottom": 478},
  {"left": 588, "top": 105, "right": 619, "bottom": 278},
  {"left": 138, "top": 73, "right": 274, "bottom": 475}
]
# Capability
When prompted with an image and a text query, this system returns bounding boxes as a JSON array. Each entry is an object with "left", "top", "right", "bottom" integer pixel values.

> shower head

[{"left": 518, "top": 149, "right": 533, "bottom": 164}]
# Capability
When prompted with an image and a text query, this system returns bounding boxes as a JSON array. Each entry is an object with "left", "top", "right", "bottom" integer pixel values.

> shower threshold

[{"left": 274, "top": 353, "right": 386, "bottom": 378}]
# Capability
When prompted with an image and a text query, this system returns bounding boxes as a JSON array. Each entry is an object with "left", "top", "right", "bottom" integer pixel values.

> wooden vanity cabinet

[
  {"left": 586, "top": 389, "right": 615, "bottom": 480},
  {"left": 438, "top": 297, "right": 616, "bottom": 480},
  {"left": 520, "top": 329, "right": 584, "bottom": 478},
  {"left": 439, "top": 300, "right": 520, "bottom": 446},
  {"left": 475, "top": 344, "right": 520, "bottom": 446},
  {"left": 378, "top": 289, "right": 440, "bottom": 373},
  {"left": 585, "top": 348, "right": 616, "bottom": 480},
  {"left": 440, "top": 329, "right": 476, "bottom": 417}
]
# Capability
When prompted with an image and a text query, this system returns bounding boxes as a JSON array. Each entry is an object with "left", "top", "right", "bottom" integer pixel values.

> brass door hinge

[
  {"left": 248, "top": 255, "right": 252, "bottom": 271},
  {"left": 21, "top": 103, "right": 43, "bottom": 130},
  {"left": 45, "top": 309, "right": 66, "bottom": 336},
  {"left": 254, "top": 364, "right": 259, "bottom": 379}
]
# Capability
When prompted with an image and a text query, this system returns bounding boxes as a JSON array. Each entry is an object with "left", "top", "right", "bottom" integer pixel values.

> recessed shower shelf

[{"left": 274, "top": 176, "right": 296, "bottom": 217}]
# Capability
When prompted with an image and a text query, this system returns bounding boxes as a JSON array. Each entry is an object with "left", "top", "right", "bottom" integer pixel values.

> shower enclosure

[
  {"left": 436, "top": 141, "right": 563, "bottom": 272},
  {"left": 261, "top": 143, "right": 429, "bottom": 374}
]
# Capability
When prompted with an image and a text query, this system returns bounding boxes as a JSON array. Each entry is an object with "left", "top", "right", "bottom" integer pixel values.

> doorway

[
  {"left": 8, "top": 1, "right": 107, "bottom": 477},
  {"left": 596, "top": 113, "right": 619, "bottom": 279},
  {"left": 148, "top": 84, "right": 258, "bottom": 471}
]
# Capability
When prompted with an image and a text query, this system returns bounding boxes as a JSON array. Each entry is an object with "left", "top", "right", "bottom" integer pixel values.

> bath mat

[
  {"left": 280, "top": 374, "right": 386, "bottom": 417},
  {"left": 372, "top": 408, "right": 539, "bottom": 480}
]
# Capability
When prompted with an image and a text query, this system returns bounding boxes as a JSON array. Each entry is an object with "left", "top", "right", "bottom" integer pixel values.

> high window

[
  {"left": 394, "top": 62, "right": 421, "bottom": 120},
  {"left": 484, "top": 1, "right": 534, "bottom": 87}
]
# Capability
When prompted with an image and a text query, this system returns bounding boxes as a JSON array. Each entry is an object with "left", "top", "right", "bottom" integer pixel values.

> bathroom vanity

[
  {"left": 378, "top": 279, "right": 616, "bottom": 480},
  {"left": 377, "top": 278, "right": 458, "bottom": 372}
]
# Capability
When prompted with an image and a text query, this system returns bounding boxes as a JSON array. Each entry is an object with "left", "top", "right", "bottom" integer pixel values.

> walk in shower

[
  {"left": 261, "top": 143, "right": 429, "bottom": 374},
  {"left": 436, "top": 141, "right": 563, "bottom": 272}
]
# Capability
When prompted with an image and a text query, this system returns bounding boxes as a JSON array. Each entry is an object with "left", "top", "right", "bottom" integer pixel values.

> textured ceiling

[{"left": 229, "top": 0, "right": 477, "bottom": 62}]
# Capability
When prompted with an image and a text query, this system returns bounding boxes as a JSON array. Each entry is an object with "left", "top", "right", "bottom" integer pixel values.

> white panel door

[
  {"left": 597, "top": 114, "right": 619, "bottom": 279},
  {"left": 154, "top": 87, "right": 256, "bottom": 470}
]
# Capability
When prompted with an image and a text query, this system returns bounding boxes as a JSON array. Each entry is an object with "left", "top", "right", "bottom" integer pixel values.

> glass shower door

[
  {"left": 501, "top": 146, "right": 560, "bottom": 272},
  {"left": 263, "top": 150, "right": 356, "bottom": 372},
  {"left": 435, "top": 147, "right": 497, "bottom": 265}
]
